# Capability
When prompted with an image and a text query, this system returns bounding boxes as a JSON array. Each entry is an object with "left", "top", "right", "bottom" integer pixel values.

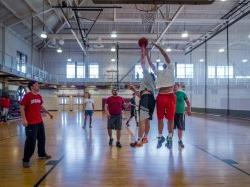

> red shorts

[{"left": 156, "top": 93, "right": 176, "bottom": 121}]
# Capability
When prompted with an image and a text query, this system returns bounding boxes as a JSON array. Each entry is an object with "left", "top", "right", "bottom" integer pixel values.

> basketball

[{"left": 138, "top": 37, "right": 148, "bottom": 48}]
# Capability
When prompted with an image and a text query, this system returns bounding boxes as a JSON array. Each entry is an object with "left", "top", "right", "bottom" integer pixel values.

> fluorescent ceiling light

[
  {"left": 40, "top": 31, "right": 47, "bottom": 39},
  {"left": 166, "top": 48, "right": 172, "bottom": 52},
  {"left": 67, "top": 58, "right": 72, "bottom": 62},
  {"left": 111, "top": 31, "right": 117, "bottom": 38},
  {"left": 218, "top": 48, "right": 225, "bottom": 53},
  {"left": 111, "top": 47, "right": 116, "bottom": 52},
  {"left": 57, "top": 48, "right": 63, "bottom": 53},
  {"left": 156, "top": 59, "right": 161, "bottom": 62},
  {"left": 199, "top": 59, "right": 204, "bottom": 62},
  {"left": 181, "top": 30, "right": 189, "bottom": 38},
  {"left": 242, "top": 59, "right": 248, "bottom": 63},
  {"left": 111, "top": 58, "right": 116, "bottom": 62}
]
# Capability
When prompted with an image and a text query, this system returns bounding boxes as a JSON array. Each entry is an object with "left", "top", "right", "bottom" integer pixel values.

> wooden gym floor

[{"left": 0, "top": 111, "right": 249, "bottom": 187}]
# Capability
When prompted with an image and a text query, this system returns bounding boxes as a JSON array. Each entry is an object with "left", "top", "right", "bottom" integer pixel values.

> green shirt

[{"left": 175, "top": 90, "right": 188, "bottom": 114}]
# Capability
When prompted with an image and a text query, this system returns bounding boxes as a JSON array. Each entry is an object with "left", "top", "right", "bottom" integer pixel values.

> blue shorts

[{"left": 85, "top": 110, "right": 93, "bottom": 116}]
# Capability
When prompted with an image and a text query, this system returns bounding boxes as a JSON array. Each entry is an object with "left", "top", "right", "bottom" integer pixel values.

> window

[
  {"left": 158, "top": 63, "right": 164, "bottom": 71},
  {"left": 208, "top": 66, "right": 216, "bottom": 78},
  {"left": 217, "top": 66, "right": 233, "bottom": 78},
  {"left": 59, "top": 97, "right": 68, "bottom": 104},
  {"left": 16, "top": 86, "right": 26, "bottom": 101},
  {"left": 135, "top": 64, "right": 143, "bottom": 79},
  {"left": 176, "top": 64, "right": 193, "bottom": 78},
  {"left": 66, "top": 63, "right": 75, "bottom": 78},
  {"left": 208, "top": 66, "right": 234, "bottom": 78},
  {"left": 89, "top": 64, "right": 99, "bottom": 78},
  {"left": 16, "top": 51, "right": 27, "bottom": 73},
  {"left": 176, "top": 64, "right": 185, "bottom": 78},
  {"left": 77, "top": 64, "right": 85, "bottom": 78}
]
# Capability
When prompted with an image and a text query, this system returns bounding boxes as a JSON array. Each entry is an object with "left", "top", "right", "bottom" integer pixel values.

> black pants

[{"left": 23, "top": 123, "right": 47, "bottom": 162}]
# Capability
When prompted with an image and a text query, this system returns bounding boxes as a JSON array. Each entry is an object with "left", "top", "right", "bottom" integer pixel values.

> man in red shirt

[
  {"left": 20, "top": 81, "right": 53, "bottom": 168},
  {"left": 105, "top": 88, "right": 125, "bottom": 148},
  {"left": 1, "top": 95, "right": 10, "bottom": 122}
]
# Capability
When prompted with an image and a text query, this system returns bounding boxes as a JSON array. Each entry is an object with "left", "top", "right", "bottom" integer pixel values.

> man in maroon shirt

[
  {"left": 105, "top": 88, "right": 125, "bottom": 148},
  {"left": 20, "top": 81, "right": 53, "bottom": 168},
  {"left": 1, "top": 94, "right": 10, "bottom": 122}
]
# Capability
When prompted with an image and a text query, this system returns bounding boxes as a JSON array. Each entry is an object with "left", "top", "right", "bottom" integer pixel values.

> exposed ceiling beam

[
  {"left": 7, "top": 7, "right": 54, "bottom": 27},
  {"left": 23, "top": 0, "right": 54, "bottom": 34},
  {"left": 40, "top": 21, "right": 67, "bottom": 50},
  {"left": 87, "top": 40, "right": 188, "bottom": 44},
  {"left": 79, "top": 0, "right": 88, "bottom": 6},
  {"left": 45, "top": 48, "right": 184, "bottom": 52},
  {"left": 154, "top": 5, "right": 184, "bottom": 47},
  {"left": 0, "top": 0, "right": 22, "bottom": 19},
  {"left": 119, "top": 5, "right": 184, "bottom": 82},
  {"left": 74, "top": 0, "right": 79, "bottom": 6},
  {"left": 68, "top": 18, "right": 223, "bottom": 25},
  {"left": 59, "top": 7, "right": 87, "bottom": 54},
  {"left": 47, "top": 0, "right": 63, "bottom": 23},
  {"left": 0, "top": 0, "right": 42, "bottom": 42},
  {"left": 48, "top": 33, "right": 200, "bottom": 40}
]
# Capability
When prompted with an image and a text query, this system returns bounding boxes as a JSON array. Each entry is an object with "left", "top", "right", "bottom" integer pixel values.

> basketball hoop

[{"left": 135, "top": 3, "right": 161, "bottom": 25}]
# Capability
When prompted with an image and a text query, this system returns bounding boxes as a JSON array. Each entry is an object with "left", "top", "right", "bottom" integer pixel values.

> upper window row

[
  {"left": 66, "top": 64, "right": 99, "bottom": 79},
  {"left": 134, "top": 64, "right": 235, "bottom": 79}
]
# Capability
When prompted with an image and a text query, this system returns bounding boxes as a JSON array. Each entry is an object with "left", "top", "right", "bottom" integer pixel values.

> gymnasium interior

[{"left": 0, "top": 0, "right": 249, "bottom": 186}]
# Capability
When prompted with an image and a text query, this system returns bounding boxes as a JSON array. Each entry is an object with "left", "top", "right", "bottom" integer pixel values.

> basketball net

[{"left": 135, "top": 3, "right": 160, "bottom": 25}]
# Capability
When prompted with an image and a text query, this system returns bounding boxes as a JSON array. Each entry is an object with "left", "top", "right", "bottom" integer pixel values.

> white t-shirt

[
  {"left": 155, "top": 63, "right": 175, "bottom": 89},
  {"left": 84, "top": 98, "right": 94, "bottom": 110}
]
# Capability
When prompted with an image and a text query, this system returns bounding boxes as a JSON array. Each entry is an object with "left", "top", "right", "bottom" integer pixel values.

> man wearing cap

[
  {"left": 20, "top": 81, "right": 53, "bottom": 168},
  {"left": 105, "top": 88, "right": 125, "bottom": 148}
]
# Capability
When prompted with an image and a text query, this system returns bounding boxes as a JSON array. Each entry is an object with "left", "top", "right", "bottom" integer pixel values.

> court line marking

[
  {"left": 33, "top": 155, "right": 65, "bottom": 187},
  {"left": 195, "top": 145, "right": 250, "bottom": 176}
]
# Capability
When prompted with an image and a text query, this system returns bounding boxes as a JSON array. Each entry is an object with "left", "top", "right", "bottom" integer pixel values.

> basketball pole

[{"left": 116, "top": 42, "right": 119, "bottom": 89}]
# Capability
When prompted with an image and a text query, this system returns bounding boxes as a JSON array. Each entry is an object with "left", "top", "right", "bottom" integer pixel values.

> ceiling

[{"left": 0, "top": 0, "right": 245, "bottom": 52}]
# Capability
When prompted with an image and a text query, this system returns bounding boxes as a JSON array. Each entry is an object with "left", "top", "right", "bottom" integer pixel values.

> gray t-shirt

[{"left": 139, "top": 66, "right": 155, "bottom": 94}]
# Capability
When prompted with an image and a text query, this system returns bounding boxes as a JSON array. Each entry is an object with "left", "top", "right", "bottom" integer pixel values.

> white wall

[
  {"left": 4, "top": 28, "right": 41, "bottom": 68},
  {"left": 41, "top": 88, "right": 134, "bottom": 111}
]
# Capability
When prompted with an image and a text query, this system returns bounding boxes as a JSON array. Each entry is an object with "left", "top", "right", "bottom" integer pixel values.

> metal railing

[{"left": 0, "top": 50, "right": 58, "bottom": 84}]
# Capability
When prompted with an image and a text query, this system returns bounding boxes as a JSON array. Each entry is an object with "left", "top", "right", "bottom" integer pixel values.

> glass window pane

[
  {"left": 135, "top": 64, "right": 143, "bottom": 79},
  {"left": 176, "top": 64, "right": 193, "bottom": 78},
  {"left": 217, "top": 66, "right": 225, "bottom": 78},
  {"left": 77, "top": 64, "right": 85, "bottom": 78},
  {"left": 228, "top": 66, "right": 234, "bottom": 78},
  {"left": 16, "top": 51, "right": 27, "bottom": 73},
  {"left": 208, "top": 66, "right": 216, "bottom": 78},
  {"left": 67, "top": 64, "right": 75, "bottom": 78},
  {"left": 158, "top": 63, "right": 164, "bottom": 71},
  {"left": 89, "top": 64, "right": 99, "bottom": 78}
]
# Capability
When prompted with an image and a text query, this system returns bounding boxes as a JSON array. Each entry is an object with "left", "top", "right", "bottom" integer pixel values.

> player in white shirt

[
  {"left": 147, "top": 43, "right": 176, "bottom": 149},
  {"left": 83, "top": 92, "right": 95, "bottom": 128}
]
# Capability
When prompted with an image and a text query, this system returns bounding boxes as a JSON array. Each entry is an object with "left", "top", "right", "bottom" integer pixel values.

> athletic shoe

[
  {"left": 142, "top": 137, "right": 148, "bottom": 144},
  {"left": 126, "top": 123, "right": 130, "bottom": 127},
  {"left": 116, "top": 142, "right": 122, "bottom": 148},
  {"left": 178, "top": 140, "right": 185, "bottom": 149},
  {"left": 130, "top": 141, "right": 143, "bottom": 148},
  {"left": 165, "top": 136, "right": 173, "bottom": 149},
  {"left": 109, "top": 138, "right": 113, "bottom": 146},
  {"left": 23, "top": 161, "right": 30, "bottom": 168},
  {"left": 136, "top": 123, "right": 139, "bottom": 127},
  {"left": 39, "top": 154, "right": 52, "bottom": 160},
  {"left": 157, "top": 136, "right": 165, "bottom": 149},
  {"left": 89, "top": 125, "right": 92, "bottom": 128}
]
